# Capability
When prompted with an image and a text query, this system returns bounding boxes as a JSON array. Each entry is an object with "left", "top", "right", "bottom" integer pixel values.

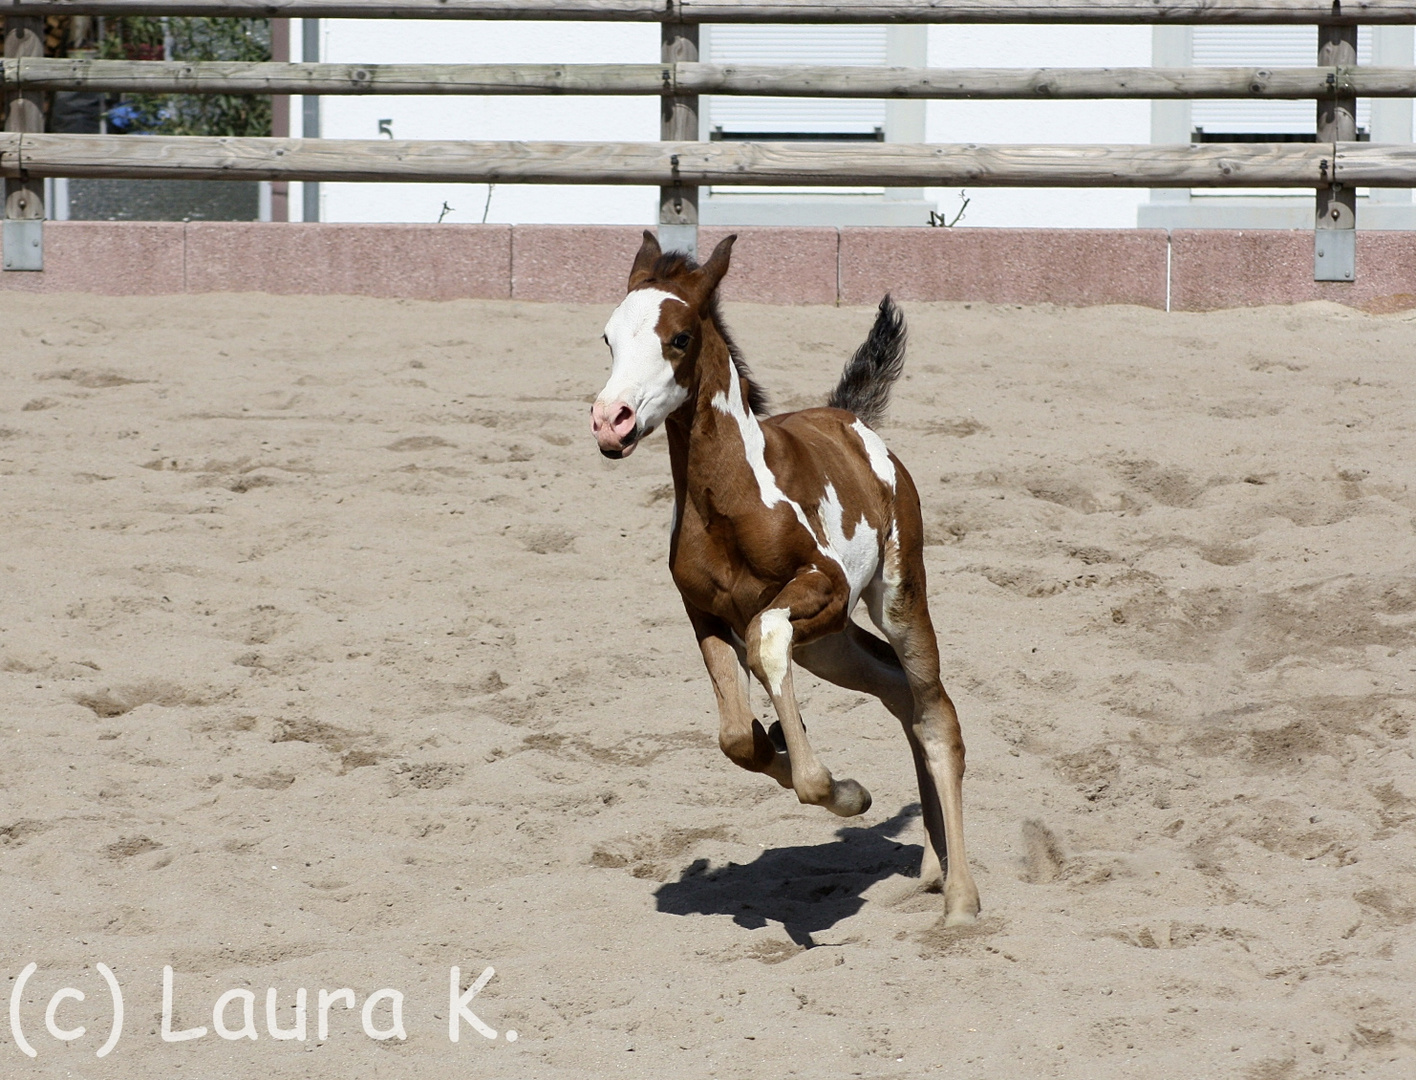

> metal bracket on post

[
  {"left": 1315, "top": 24, "right": 1357, "bottom": 283},
  {"left": 2, "top": 218, "right": 43, "bottom": 271},
  {"left": 659, "top": 21, "right": 698, "bottom": 261},
  {"left": 658, "top": 223, "right": 698, "bottom": 256},
  {"left": 1314, "top": 186, "right": 1356, "bottom": 282}
]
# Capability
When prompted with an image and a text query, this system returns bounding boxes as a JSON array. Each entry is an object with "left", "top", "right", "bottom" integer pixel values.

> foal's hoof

[
  {"left": 826, "top": 778, "right": 872, "bottom": 817},
  {"left": 942, "top": 879, "right": 982, "bottom": 927},
  {"left": 942, "top": 906, "right": 979, "bottom": 928}
]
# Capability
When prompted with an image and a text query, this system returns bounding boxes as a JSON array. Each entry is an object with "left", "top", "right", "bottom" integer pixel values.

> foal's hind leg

[
  {"left": 867, "top": 550, "right": 980, "bottom": 925},
  {"left": 688, "top": 608, "right": 793, "bottom": 788},
  {"left": 794, "top": 622, "right": 948, "bottom": 888},
  {"left": 744, "top": 571, "right": 871, "bottom": 817}
]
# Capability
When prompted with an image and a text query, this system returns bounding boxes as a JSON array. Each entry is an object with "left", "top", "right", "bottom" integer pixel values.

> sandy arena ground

[{"left": 1, "top": 290, "right": 1414, "bottom": 1079}]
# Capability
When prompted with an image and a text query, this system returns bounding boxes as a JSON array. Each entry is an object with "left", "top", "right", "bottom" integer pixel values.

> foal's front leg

[
  {"left": 689, "top": 609, "right": 793, "bottom": 788},
  {"left": 744, "top": 573, "right": 871, "bottom": 817}
]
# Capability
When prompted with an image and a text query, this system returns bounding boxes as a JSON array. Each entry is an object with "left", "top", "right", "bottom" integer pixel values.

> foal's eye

[{"left": 670, "top": 332, "right": 692, "bottom": 350}]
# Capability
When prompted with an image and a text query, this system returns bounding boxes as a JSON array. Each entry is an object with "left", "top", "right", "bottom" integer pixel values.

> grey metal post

[
  {"left": 659, "top": 21, "right": 698, "bottom": 259},
  {"left": 1369, "top": 27, "right": 1414, "bottom": 222},
  {"left": 1314, "top": 23, "right": 1357, "bottom": 282},
  {"left": 302, "top": 18, "right": 321, "bottom": 223},
  {"left": 3, "top": 16, "right": 45, "bottom": 271},
  {"left": 1148, "top": 26, "right": 1194, "bottom": 214}
]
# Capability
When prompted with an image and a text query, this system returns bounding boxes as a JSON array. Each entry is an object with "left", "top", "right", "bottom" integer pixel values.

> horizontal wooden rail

[
  {"left": 3, "top": 134, "right": 1413, "bottom": 186},
  {"left": 8, "top": 58, "right": 1416, "bottom": 99},
  {"left": 7, "top": 0, "right": 1416, "bottom": 25}
]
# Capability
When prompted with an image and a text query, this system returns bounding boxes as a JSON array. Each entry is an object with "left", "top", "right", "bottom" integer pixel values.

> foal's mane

[{"left": 647, "top": 250, "right": 770, "bottom": 418}]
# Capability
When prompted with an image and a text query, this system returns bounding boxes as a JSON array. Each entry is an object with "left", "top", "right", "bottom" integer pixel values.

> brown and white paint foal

[{"left": 591, "top": 232, "right": 980, "bottom": 925}]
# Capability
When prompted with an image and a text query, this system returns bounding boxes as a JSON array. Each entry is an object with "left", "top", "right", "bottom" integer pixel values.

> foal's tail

[{"left": 826, "top": 295, "right": 906, "bottom": 428}]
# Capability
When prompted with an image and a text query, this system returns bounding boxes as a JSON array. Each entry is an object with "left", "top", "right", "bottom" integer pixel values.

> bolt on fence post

[
  {"left": 659, "top": 19, "right": 698, "bottom": 260},
  {"left": 3, "top": 15, "right": 45, "bottom": 271},
  {"left": 1314, "top": 22, "right": 1357, "bottom": 282}
]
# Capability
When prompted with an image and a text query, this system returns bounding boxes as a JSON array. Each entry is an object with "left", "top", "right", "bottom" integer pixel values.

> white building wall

[
  {"left": 319, "top": 20, "right": 660, "bottom": 225},
  {"left": 1141, "top": 25, "right": 1414, "bottom": 229},
  {"left": 921, "top": 25, "right": 1152, "bottom": 228},
  {"left": 306, "top": 21, "right": 1415, "bottom": 230}
]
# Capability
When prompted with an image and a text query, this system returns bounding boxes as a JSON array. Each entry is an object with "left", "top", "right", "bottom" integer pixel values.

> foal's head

[{"left": 591, "top": 231, "right": 735, "bottom": 459}]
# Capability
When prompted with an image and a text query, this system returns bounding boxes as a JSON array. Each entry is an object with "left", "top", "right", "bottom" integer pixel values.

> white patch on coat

[
  {"left": 711, "top": 363, "right": 817, "bottom": 540},
  {"left": 864, "top": 525, "right": 903, "bottom": 640},
  {"left": 598, "top": 288, "right": 689, "bottom": 433},
  {"left": 713, "top": 364, "right": 885, "bottom": 615},
  {"left": 817, "top": 483, "right": 880, "bottom": 612},
  {"left": 756, "top": 607, "right": 793, "bottom": 696},
  {"left": 852, "top": 420, "right": 896, "bottom": 489}
]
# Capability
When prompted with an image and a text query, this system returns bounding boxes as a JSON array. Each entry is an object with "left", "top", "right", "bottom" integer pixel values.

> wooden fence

[
  {"left": 5, "top": 2, "right": 1416, "bottom": 24},
  {"left": 5, "top": 135, "right": 1414, "bottom": 186},
  {"left": 4, "top": 0, "right": 1416, "bottom": 281},
  {"left": 7, "top": 58, "right": 1416, "bottom": 99}
]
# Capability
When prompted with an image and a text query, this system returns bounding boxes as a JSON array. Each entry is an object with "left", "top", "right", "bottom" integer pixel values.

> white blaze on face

[{"left": 598, "top": 288, "right": 689, "bottom": 435}]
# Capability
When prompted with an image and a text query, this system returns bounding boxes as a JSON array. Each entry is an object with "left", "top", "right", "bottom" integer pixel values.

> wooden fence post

[
  {"left": 659, "top": 18, "right": 697, "bottom": 259},
  {"left": 1315, "top": 22, "right": 1357, "bottom": 281},
  {"left": 3, "top": 15, "right": 45, "bottom": 270},
  {"left": 271, "top": 18, "right": 290, "bottom": 221},
  {"left": 301, "top": 17, "right": 320, "bottom": 222}
]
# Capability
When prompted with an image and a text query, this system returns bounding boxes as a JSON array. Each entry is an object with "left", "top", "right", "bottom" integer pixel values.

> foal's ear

[
  {"left": 628, "top": 229, "right": 662, "bottom": 289},
  {"left": 691, "top": 233, "right": 736, "bottom": 300}
]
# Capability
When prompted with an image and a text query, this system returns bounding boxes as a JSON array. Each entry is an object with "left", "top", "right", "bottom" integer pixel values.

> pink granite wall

[
  {"left": 1169, "top": 230, "right": 1416, "bottom": 313},
  {"left": 184, "top": 223, "right": 511, "bottom": 299},
  {"left": 700, "top": 227, "right": 839, "bottom": 306},
  {"left": 839, "top": 227, "right": 1170, "bottom": 309},
  {"left": 511, "top": 225, "right": 644, "bottom": 303},
  {"left": 5, "top": 222, "right": 1416, "bottom": 312},
  {"left": 507, "top": 225, "right": 839, "bottom": 305},
  {"left": 0, "top": 222, "right": 184, "bottom": 295}
]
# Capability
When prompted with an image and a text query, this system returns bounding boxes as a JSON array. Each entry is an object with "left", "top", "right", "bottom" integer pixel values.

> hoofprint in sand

[{"left": 0, "top": 293, "right": 1413, "bottom": 1078}]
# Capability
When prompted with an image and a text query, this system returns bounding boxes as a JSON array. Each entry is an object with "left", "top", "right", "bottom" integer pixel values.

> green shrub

[{"left": 100, "top": 17, "right": 271, "bottom": 137}]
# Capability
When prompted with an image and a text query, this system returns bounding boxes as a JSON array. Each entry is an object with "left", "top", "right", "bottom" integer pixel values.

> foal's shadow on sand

[{"left": 654, "top": 805, "right": 923, "bottom": 947}]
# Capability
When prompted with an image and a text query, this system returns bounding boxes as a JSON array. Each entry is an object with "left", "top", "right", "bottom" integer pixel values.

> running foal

[{"left": 591, "top": 232, "right": 979, "bottom": 925}]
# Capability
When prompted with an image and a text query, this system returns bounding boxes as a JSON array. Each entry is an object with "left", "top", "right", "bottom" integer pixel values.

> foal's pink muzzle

[{"left": 591, "top": 400, "right": 639, "bottom": 458}]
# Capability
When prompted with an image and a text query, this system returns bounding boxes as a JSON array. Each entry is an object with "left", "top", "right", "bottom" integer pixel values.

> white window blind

[
  {"left": 1192, "top": 27, "right": 1372, "bottom": 135},
  {"left": 704, "top": 26, "right": 888, "bottom": 135}
]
